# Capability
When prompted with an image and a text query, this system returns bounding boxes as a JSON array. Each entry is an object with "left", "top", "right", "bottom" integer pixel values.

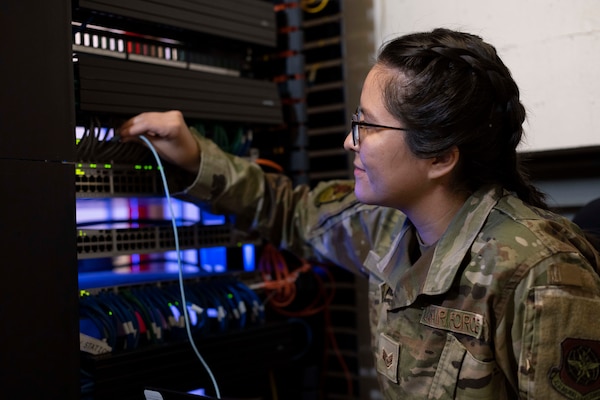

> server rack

[
  {"left": 70, "top": 1, "right": 319, "bottom": 399},
  {"left": 0, "top": 2, "right": 79, "bottom": 399},
  {"left": 1, "top": 1, "right": 376, "bottom": 399}
]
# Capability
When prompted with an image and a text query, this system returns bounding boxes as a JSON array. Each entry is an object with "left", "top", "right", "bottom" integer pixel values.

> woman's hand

[{"left": 119, "top": 110, "right": 200, "bottom": 174}]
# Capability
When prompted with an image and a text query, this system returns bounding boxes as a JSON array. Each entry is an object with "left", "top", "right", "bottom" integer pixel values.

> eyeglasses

[{"left": 351, "top": 109, "right": 407, "bottom": 146}]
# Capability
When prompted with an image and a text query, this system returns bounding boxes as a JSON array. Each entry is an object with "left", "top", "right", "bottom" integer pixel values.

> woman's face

[{"left": 344, "top": 65, "right": 433, "bottom": 210}]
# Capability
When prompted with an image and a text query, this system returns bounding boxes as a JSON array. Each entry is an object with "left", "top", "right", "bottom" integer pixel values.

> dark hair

[{"left": 377, "top": 28, "right": 547, "bottom": 209}]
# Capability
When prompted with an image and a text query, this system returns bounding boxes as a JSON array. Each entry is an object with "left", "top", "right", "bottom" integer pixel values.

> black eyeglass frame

[{"left": 351, "top": 110, "right": 408, "bottom": 146}]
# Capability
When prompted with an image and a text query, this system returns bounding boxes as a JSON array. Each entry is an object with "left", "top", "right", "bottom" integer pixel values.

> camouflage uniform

[{"left": 179, "top": 134, "right": 600, "bottom": 399}]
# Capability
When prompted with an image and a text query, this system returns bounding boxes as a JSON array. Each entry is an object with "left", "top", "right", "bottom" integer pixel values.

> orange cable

[
  {"left": 255, "top": 158, "right": 284, "bottom": 173},
  {"left": 257, "top": 246, "right": 353, "bottom": 396}
]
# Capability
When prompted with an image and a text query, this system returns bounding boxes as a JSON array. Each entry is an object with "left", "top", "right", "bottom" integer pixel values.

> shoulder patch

[
  {"left": 314, "top": 182, "right": 354, "bottom": 207},
  {"left": 549, "top": 338, "right": 600, "bottom": 399}
]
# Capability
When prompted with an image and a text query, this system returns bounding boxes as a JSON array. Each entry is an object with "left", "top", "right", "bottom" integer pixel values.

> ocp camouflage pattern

[{"left": 178, "top": 134, "right": 600, "bottom": 399}]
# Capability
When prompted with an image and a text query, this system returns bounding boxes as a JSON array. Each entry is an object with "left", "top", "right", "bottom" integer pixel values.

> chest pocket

[
  {"left": 376, "top": 324, "right": 504, "bottom": 399},
  {"left": 431, "top": 334, "right": 504, "bottom": 400}
]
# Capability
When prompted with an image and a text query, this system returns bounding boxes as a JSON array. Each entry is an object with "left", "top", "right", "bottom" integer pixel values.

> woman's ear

[{"left": 428, "top": 146, "right": 459, "bottom": 180}]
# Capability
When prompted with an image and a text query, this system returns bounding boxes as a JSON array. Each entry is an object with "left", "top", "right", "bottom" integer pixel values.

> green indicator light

[
  {"left": 90, "top": 163, "right": 97, "bottom": 168},
  {"left": 75, "top": 169, "right": 85, "bottom": 176},
  {"left": 227, "top": 293, "right": 233, "bottom": 299},
  {"left": 135, "top": 165, "right": 142, "bottom": 170},
  {"left": 76, "top": 139, "right": 81, "bottom": 145},
  {"left": 108, "top": 311, "right": 113, "bottom": 316},
  {"left": 77, "top": 163, "right": 83, "bottom": 168},
  {"left": 104, "top": 164, "right": 112, "bottom": 169}
]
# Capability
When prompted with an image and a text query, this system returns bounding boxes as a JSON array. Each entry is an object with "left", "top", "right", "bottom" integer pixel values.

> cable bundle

[
  {"left": 253, "top": 243, "right": 354, "bottom": 397},
  {"left": 79, "top": 277, "right": 265, "bottom": 355},
  {"left": 255, "top": 243, "right": 308, "bottom": 309},
  {"left": 76, "top": 118, "right": 152, "bottom": 163}
]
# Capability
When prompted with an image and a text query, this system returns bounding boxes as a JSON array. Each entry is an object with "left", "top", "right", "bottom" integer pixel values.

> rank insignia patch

[
  {"left": 314, "top": 183, "right": 354, "bottom": 207},
  {"left": 382, "top": 348, "right": 394, "bottom": 369},
  {"left": 377, "top": 333, "right": 400, "bottom": 383},
  {"left": 549, "top": 338, "right": 600, "bottom": 399}
]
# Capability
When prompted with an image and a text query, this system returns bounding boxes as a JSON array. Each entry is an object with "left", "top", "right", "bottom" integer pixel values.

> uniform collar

[
  {"left": 365, "top": 185, "right": 504, "bottom": 308},
  {"left": 422, "top": 185, "right": 503, "bottom": 295}
]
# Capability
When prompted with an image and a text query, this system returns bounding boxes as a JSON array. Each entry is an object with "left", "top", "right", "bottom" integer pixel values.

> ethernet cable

[{"left": 139, "top": 135, "right": 222, "bottom": 399}]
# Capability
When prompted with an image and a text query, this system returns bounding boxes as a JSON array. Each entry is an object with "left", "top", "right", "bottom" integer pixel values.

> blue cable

[
  {"left": 233, "top": 280, "right": 265, "bottom": 325},
  {"left": 187, "top": 282, "right": 222, "bottom": 333},
  {"left": 120, "top": 288, "right": 158, "bottom": 345},
  {"left": 104, "top": 291, "right": 141, "bottom": 349},
  {"left": 193, "top": 281, "right": 228, "bottom": 333},
  {"left": 147, "top": 285, "right": 188, "bottom": 340},
  {"left": 79, "top": 295, "right": 118, "bottom": 349},
  {"left": 95, "top": 292, "right": 130, "bottom": 351},
  {"left": 216, "top": 280, "right": 247, "bottom": 329},
  {"left": 131, "top": 286, "right": 166, "bottom": 344},
  {"left": 164, "top": 283, "right": 207, "bottom": 333},
  {"left": 139, "top": 135, "right": 221, "bottom": 399}
]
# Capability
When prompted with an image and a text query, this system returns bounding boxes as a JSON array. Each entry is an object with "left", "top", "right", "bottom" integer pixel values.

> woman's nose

[{"left": 343, "top": 130, "right": 356, "bottom": 151}]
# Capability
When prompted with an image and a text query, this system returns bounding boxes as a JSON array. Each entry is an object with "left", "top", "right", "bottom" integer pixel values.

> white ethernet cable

[{"left": 139, "top": 135, "right": 221, "bottom": 399}]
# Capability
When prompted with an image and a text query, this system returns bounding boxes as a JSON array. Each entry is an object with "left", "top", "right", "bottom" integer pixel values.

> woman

[{"left": 120, "top": 28, "right": 600, "bottom": 399}]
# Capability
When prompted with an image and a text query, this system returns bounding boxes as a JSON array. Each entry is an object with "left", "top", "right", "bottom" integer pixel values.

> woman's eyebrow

[{"left": 359, "top": 106, "right": 374, "bottom": 121}]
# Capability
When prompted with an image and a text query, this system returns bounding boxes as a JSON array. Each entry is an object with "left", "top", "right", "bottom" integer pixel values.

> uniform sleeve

[
  {"left": 509, "top": 253, "right": 600, "bottom": 399},
  {"left": 174, "top": 134, "right": 405, "bottom": 276}
]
